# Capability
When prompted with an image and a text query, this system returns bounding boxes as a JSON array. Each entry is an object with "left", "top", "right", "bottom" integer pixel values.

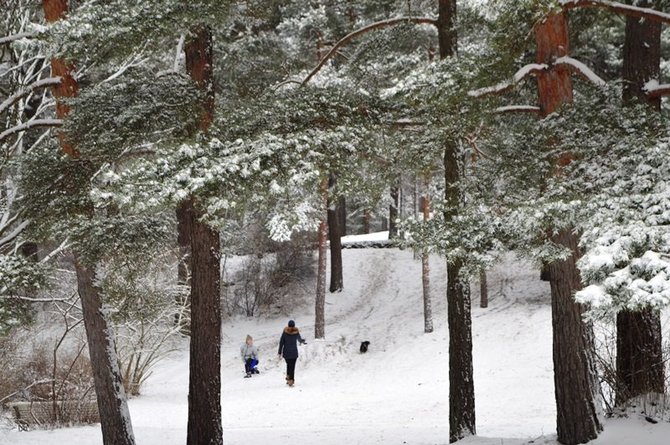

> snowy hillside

[{"left": 1, "top": 246, "right": 668, "bottom": 445}]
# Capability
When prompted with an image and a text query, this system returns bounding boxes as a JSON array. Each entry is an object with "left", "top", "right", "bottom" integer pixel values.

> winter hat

[{"left": 288, "top": 320, "right": 295, "bottom": 328}]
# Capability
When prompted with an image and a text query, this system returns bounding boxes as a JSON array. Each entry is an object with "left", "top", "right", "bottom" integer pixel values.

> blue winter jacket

[{"left": 278, "top": 327, "right": 305, "bottom": 359}]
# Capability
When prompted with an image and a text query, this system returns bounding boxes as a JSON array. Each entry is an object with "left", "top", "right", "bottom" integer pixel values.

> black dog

[{"left": 359, "top": 341, "right": 370, "bottom": 353}]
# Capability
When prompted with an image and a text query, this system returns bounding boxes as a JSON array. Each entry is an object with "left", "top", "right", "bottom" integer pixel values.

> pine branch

[
  {"left": 301, "top": 17, "right": 438, "bottom": 85},
  {"left": 561, "top": 0, "right": 670, "bottom": 24}
]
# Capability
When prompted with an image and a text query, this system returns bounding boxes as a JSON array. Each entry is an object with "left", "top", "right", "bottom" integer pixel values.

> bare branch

[
  {"left": 0, "top": 32, "right": 34, "bottom": 46},
  {"left": 561, "top": 0, "right": 670, "bottom": 24},
  {"left": 302, "top": 17, "right": 438, "bottom": 85},
  {"left": 0, "top": 76, "right": 61, "bottom": 116},
  {"left": 0, "top": 118, "right": 62, "bottom": 142}
]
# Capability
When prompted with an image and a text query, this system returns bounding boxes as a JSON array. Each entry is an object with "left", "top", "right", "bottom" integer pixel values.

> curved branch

[
  {"left": 469, "top": 63, "right": 547, "bottom": 98},
  {"left": 561, "top": 0, "right": 670, "bottom": 24},
  {"left": 0, "top": 76, "right": 61, "bottom": 115},
  {"left": 302, "top": 17, "right": 438, "bottom": 86},
  {"left": 0, "top": 118, "right": 62, "bottom": 142}
]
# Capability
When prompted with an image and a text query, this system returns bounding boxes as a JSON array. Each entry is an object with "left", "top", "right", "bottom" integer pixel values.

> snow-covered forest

[{"left": 1, "top": 0, "right": 670, "bottom": 444}]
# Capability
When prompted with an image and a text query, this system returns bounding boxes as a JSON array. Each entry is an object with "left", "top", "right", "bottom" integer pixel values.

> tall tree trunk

[
  {"left": 479, "top": 269, "right": 488, "bottom": 309},
  {"left": 617, "top": 0, "right": 665, "bottom": 403},
  {"left": 546, "top": 230, "right": 602, "bottom": 444},
  {"left": 535, "top": 13, "right": 602, "bottom": 444},
  {"left": 328, "top": 174, "right": 343, "bottom": 293},
  {"left": 315, "top": 177, "right": 328, "bottom": 339},
  {"left": 389, "top": 182, "right": 399, "bottom": 239},
  {"left": 422, "top": 173, "right": 433, "bottom": 334},
  {"left": 75, "top": 259, "right": 136, "bottom": 445},
  {"left": 186, "top": 200, "right": 222, "bottom": 445},
  {"left": 438, "top": 1, "right": 475, "bottom": 442},
  {"left": 42, "top": 2, "right": 135, "bottom": 444},
  {"left": 183, "top": 25, "right": 223, "bottom": 445}
]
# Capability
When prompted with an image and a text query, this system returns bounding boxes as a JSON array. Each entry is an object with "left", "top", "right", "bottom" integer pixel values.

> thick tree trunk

[
  {"left": 389, "top": 183, "right": 399, "bottom": 239},
  {"left": 422, "top": 174, "right": 433, "bottom": 334},
  {"left": 42, "top": 2, "right": 135, "bottom": 444},
  {"left": 186, "top": 201, "right": 222, "bottom": 445},
  {"left": 616, "top": 0, "right": 665, "bottom": 404},
  {"left": 338, "top": 196, "right": 347, "bottom": 236},
  {"left": 547, "top": 230, "right": 602, "bottom": 445},
  {"left": 328, "top": 174, "right": 343, "bottom": 293},
  {"left": 183, "top": 25, "right": 223, "bottom": 445},
  {"left": 75, "top": 259, "right": 136, "bottom": 445},
  {"left": 315, "top": 177, "right": 328, "bottom": 339},
  {"left": 479, "top": 269, "right": 488, "bottom": 309},
  {"left": 438, "top": 1, "right": 475, "bottom": 442},
  {"left": 622, "top": 0, "right": 661, "bottom": 109},
  {"left": 444, "top": 141, "right": 475, "bottom": 443},
  {"left": 535, "top": 13, "right": 603, "bottom": 444},
  {"left": 616, "top": 309, "right": 665, "bottom": 404}
]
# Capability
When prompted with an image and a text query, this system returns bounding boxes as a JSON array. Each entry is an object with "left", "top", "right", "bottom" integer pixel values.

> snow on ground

[{"left": 1, "top": 240, "right": 669, "bottom": 445}]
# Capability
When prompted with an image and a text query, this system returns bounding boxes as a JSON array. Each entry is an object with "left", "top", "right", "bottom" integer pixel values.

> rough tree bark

[
  {"left": 479, "top": 269, "right": 488, "bottom": 309},
  {"left": 616, "top": 0, "right": 665, "bottom": 404},
  {"left": 328, "top": 173, "right": 343, "bottom": 293},
  {"left": 438, "top": 1, "right": 476, "bottom": 442},
  {"left": 389, "top": 182, "right": 399, "bottom": 239},
  {"left": 183, "top": 25, "right": 223, "bottom": 445},
  {"left": 42, "top": 2, "right": 135, "bottom": 444},
  {"left": 315, "top": 176, "right": 329, "bottom": 339},
  {"left": 535, "top": 12, "right": 602, "bottom": 445},
  {"left": 338, "top": 196, "right": 347, "bottom": 236},
  {"left": 421, "top": 173, "right": 433, "bottom": 333}
]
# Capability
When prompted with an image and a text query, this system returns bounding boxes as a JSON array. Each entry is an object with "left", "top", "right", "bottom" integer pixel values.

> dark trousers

[
  {"left": 245, "top": 359, "right": 253, "bottom": 373},
  {"left": 285, "top": 358, "right": 297, "bottom": 380}
]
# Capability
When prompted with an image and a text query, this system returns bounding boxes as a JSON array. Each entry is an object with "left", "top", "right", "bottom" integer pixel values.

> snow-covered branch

[
  {"left": 494, "top": 105, "right": 542, "bottom": 114},
  {"left": 643, "top": 79, "right": 670, "bottom": 98},
  {"left": 301, "top": 17, "right": 438, "bottom": 85},
  {"left": 0, "top": 31, "right": 34, "bottom": 46},
  {"left": 0, "top": 118, "right": 62, "bottom": 142},
  {"left": 0, "top": 76, "right": 61, "bottom": 115},
  {"left": 470, "top": 57, "right": 603, "bottom": 99},
  {"left": 561, "top": 0, "right": 670, "bottom": 24},
  {"left": 469, "top": 64, "right": 547, "bottom": 98},
  {"left": 555, "top": 56, "right": 606, "bottom": 86}
]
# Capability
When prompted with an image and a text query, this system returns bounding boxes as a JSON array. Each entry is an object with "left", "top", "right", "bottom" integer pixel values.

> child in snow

[
  {"left": 277, "top": 320, "right": 306, "bottom": 387},
  {"left": 241, "top": 335, "right": 259, "bottom": 378}
]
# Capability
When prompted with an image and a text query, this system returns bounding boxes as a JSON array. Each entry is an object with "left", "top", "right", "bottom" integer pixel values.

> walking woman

[{"left": 277, "top": 320, "right": 306, "bottom": 387}]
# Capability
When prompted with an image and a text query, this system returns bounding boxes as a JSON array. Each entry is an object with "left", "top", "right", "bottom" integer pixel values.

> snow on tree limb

[
  {"left": 0, "top": 119, "right": 63, "bottom": 143},
  {"left": 555, "top": 56, "right": 606, "bottom": 86},
  {"left": 0, "top": 76, "right": 62, "bottom": 115},
  {"left": 494, "top": 105, "right": 542, "bottom": 114},
  {"left": 301, "top": 17, "right": 438, "bottom": 85},
  {"left": 0, "top": 32, "right": 34, "bottom": 46},
  {"left": 561, "top": 0, "right": 670, "bottom": 24},
  {"left": 470, "top": 58, "right": 603, "bottom": 99},
  {"left": 643, "top": 79, "right": 670, "bottom": 98},
  {"left": 469, "top": 64, "right": 547, "bottom": 98}
]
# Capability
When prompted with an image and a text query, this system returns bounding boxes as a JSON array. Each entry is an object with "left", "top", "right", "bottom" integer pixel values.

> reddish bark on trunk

[{"left": 315, "top": 176, "right": 329, "bottom": 339}]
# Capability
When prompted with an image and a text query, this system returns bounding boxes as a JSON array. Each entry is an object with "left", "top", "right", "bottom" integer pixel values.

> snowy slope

[{"left": 1, "top": 244, "right": 669, "bottom": 445}]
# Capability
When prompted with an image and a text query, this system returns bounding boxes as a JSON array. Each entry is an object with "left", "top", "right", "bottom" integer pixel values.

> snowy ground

[{"left": 1, "top": 242, "right": 669, "bottom": 444}]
